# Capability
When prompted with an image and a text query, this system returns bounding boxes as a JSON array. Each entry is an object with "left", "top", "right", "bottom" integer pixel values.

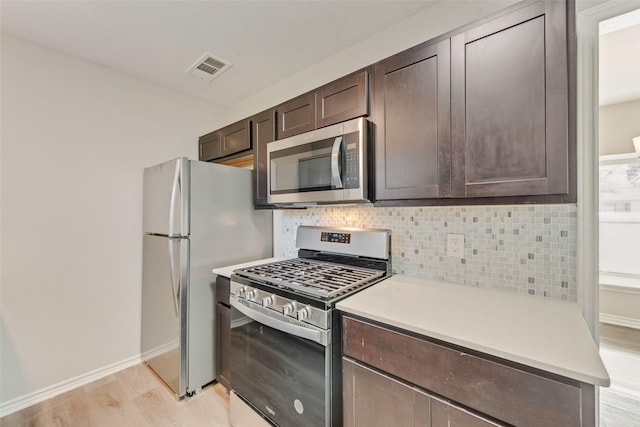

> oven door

[{"left": 230, "top": 296, "right": 329, "bottom": 427}]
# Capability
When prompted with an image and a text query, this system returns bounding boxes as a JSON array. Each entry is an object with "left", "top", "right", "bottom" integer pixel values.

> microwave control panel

[{"left": 344, "top": 134, "right": 360, "bottom": 189}]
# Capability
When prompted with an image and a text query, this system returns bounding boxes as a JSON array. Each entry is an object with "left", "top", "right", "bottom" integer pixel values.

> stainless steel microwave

[{"left": 267, "top": 117, "right": 370, "bottom": 206}]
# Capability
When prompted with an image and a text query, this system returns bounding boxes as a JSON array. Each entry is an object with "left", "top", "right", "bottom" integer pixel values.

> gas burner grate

[{"left": 234, "top": 258, "right": 384, "bottom": 300}]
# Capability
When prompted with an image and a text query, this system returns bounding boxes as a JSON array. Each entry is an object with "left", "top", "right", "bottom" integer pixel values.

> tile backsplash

[{"left": 276, "top": 204, "right": 577, "bottom": 301}]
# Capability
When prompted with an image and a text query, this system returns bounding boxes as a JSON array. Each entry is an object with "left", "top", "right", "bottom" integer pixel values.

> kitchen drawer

[{"left": 342, "top": 316, "right": 588, "bottom": 427}]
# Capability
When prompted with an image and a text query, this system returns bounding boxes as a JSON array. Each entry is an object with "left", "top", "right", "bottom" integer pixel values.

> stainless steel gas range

[{"left": 229, "top": 226, "right": 391, "bottom": 427}]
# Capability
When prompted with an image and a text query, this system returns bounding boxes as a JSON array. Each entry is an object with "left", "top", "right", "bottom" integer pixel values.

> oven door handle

[{"left": 230, "top": 297, "right": 329, "bottom": 346}]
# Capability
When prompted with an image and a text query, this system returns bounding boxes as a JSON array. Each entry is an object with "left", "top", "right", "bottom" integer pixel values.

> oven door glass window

[{"left": 230, "top": 307, "right": 326, "bottom": 427}]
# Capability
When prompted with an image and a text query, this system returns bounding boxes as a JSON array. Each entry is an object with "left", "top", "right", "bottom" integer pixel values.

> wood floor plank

[
  {"left": 599, "top": 323, "right": 640, "bottom": 427},
  {"left": 3, "top": 325, "right": 638, "bottom": 427},
  {"left": 0, "top": 364, "right": 231, "bottom": 427}
]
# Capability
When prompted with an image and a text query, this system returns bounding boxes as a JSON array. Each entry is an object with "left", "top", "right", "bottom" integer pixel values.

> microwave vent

[{"left": 186, "top": 53, "right": 232, "bottom": 82}]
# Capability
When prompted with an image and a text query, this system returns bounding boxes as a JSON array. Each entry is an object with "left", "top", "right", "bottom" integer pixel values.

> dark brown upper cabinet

[
  {"left": 450, "top": 0, "right": 569, "bottom": 199},
  {"left": 275, "top": 70, "right": 370, "bottom": 140},
  {"left": 251, "top": 109, "right": 276, "bottom": 209},
  {"left": 316, "top": 70, "right": 369, "bottom": 128},
  {"left": 373, "top": 39, "right": 451, "bottom": 201},
  {"left": 198, "top": 119, "right": 251, "bottom": 163},
  {"left": 275, "top": 92, "right": 316, "bottom": 140},
  {"left": 198, "top": 130, "right": 222, "bottom": 162},
  {"left": 220, "top": 119, "right": 251, "bottom": 158}
]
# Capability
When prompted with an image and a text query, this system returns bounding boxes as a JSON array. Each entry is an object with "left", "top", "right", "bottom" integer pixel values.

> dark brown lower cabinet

[
  {"left": 431, "top": 399, "right": 499, "bottom": 427},
  {"left": 215, "top": 276, "right": 231, "bottom": 390},
  {"left": 343, "top": 358, "right": 499, "bottom": 427},
  {"left": 343, "top": 358, "right": 431, "bottom": 427},
  {"left": 342, "top": 315, "right": 595, "bottom": 427}
]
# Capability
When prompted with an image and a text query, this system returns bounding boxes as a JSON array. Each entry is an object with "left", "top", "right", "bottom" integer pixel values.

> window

[{"left": 599, "top": 154, "right": 640, "bottom": 277}]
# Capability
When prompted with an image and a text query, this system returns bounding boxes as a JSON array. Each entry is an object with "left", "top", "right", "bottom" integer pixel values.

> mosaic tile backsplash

[{"left": 277, "top": 204, "right": 577, "bottom": 301}]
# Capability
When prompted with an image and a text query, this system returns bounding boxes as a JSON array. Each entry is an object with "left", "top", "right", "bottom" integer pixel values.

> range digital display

[{"left": 320, "top": 232, "right": 351, "bottom": 244}]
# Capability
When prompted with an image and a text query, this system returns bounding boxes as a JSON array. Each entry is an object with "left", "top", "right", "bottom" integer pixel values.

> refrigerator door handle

[
  {"left": 168, "top": 239, "right": 180, "bottom": 316},
  {"left": 168, "top": 159, "right": 181, "bottom": 237}
]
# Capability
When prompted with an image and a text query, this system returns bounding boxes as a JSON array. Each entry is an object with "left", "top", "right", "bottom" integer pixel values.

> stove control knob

[
  {"left": 245, "top": 289, "right": 256, "bottom": 301},
  {"left": 297, "top": 307, "right": 310, "bottom": 321},
  {"left": 262, "top": 295, "right": 274, "bottom": 307},
  {"left": 235, "top": 287, "right": 246, "bottom": 298},
  {"left": 282, "top": 303, "right": 294, "bottom": 316}
]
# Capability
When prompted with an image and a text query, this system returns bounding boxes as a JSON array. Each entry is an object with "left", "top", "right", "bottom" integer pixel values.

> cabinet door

[
  {"left": 373, "top": 38, "right": 451, "bottom": 201},
  {"left": 276, "top": 92, "right": 316, "bottom": 140},
  {"left": 317, "top": 70, "right": 368, "bottom": 128},
  {"left": 343, "top": 358, "right": 430, "bottom": 427},
  {"left": 215, "top": 302, "right": 231, "bottom": 390},
  {"left": 220, "top": 119, "right": 251, "bottom": 158},
  {"left": 215, "top": 275, "right": 230, "bottom": 305},
  {"left": 251, "top": 109, "right": 276, "bottom": 208},
  {"left": 343, "top": 316, "right": 584, "bottom": 427},
  {"left": 198, "top": 130, "right": 221, "bottom": 161},
  {"left": 431, "top": 399, "right": 501, "bottom": 427},
  {"left": 451, "top": 0, "right": 569, "bottom": 198}
]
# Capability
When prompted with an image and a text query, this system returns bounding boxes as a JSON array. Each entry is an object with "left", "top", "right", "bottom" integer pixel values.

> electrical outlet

[{"left": 447, "top": 234, "right": 464, "bottom": 258}]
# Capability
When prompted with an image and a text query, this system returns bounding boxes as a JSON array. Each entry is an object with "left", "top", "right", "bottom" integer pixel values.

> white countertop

[
  {"left": 337, "top": 275, "right": 610, "bottom": 386},
  {"left": 212, "top": 257, "right": 289, "bottom": 278}
]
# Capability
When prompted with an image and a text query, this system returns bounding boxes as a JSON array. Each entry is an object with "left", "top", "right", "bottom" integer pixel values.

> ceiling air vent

[{"left": 186, "top": 53, "right": 232, "bottom": 82}]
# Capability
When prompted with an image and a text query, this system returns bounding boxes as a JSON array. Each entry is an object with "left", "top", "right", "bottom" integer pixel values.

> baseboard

[
  {"left": 600, "top": 313, "right": 640, "bottom": 330},
  {"left": 141, "top": 340, "right": 179, "bottom": 361},
  {"left": 0, "top": 354, "right": 142, "bottom": 418}
]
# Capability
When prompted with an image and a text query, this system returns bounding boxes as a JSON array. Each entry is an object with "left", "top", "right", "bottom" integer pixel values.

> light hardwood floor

[
  {"left": 0, "top": 364, "right": 231, "bottom": 427},
  {"left": 2, "top": 324, "right": 638, "bottom": 426},
  {"left": 599, "top": 323, "right": 640, "bottom": 427}
]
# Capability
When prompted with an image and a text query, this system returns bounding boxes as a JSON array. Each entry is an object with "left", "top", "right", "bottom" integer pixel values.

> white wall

[
  {"left": 0, "top": 34, "right": 220, "bottom": 408},
  {"left": 599, "top": 99, "right": 640, "bottom": 155}
]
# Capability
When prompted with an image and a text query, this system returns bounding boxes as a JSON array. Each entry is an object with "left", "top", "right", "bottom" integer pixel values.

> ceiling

[
  {"left": 0, "top": 0, "right": 437, "bottom": 109},
  {"left": 599, "top": 9, "right": 640, "bottom": 106},
  {"left": 3, "top": 1, "right": 637, "bottom": 109}
]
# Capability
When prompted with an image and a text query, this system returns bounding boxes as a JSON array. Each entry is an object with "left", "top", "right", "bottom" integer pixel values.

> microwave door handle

[
  {"left": 331, "top": 136, "right": 344, "bottom": 189},
  {"left": 230, "top": 296, "right": 328, "bottom": 346}
]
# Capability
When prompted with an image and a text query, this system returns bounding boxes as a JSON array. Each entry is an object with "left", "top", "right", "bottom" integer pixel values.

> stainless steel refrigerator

[{"left": 141, "top": 157, "right": 272, "bottom": 397}]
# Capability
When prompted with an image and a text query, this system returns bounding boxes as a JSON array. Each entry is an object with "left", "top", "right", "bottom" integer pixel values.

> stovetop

[{"left": 233, "top": 258, "right": 385, "bottom": 300}]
